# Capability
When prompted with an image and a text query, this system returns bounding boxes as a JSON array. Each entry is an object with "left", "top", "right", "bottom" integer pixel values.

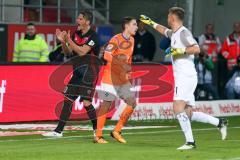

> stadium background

[
  {"left": 0, "top": 0, "right": 239, "bottom": 122},
  {"left": 1, "top": 0, "right": 240, "bottom": 61},
  {"left": 0, "top": 1, "right": 240, "bottom": 160}
]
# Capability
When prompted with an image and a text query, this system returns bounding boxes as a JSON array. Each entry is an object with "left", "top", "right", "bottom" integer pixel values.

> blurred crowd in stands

[
  {"left": 196, "top": 22, "right": 240, "bottom": 100},
  {"left": 157, "top": 22, "right": 240, "bottom": 100}
]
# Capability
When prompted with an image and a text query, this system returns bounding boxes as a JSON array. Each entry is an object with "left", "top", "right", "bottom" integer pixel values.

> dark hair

[
  {"left": 169, "top": 7, "right": 185, "bottom": 21},
  {"left": 27, "top": 22, "right": 35, "bottom": 26},
  {"left": 121, "top": 16, "right": 136, "bottom": 30},
  {"left": 79, "top": 11, "right": 93, "bottom": 25},
  {"left": 206, "top": 23, "right": 214, "bottom": 29}
]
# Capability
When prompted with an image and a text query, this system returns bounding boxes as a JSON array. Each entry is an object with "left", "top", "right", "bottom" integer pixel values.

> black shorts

[{"left": 63, "top": 70, "right": 98, "bottom": 102}]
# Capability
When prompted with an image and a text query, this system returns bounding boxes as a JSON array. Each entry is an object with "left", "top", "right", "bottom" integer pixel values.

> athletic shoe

[
  {"left": 218, "top": 118, "right": 228, "bottom": 140},
  {"left": 42, "top": 131, "right": 63, "bottom": 138},
  {"left": 94, "top": 137, "right": 108, "bottom": 144},
  {"left": 110, "top": 131, "right": 127, "bottom": 144},
  {"left": 177, "top": 142, "right": 196, "bottom": 150}
]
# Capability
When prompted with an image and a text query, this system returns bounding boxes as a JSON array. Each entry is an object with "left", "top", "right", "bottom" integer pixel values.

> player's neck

[
  {"left": 172, "top": 23, "right": 183, "bottom": 32},
  {"left": 122, "top": 31, "right": 131, "bottom": 40},
  {"left": 81, "top": 26, "right": 91, "bottom": 35}
]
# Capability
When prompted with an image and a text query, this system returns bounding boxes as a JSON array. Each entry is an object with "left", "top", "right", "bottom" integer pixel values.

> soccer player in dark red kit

[{"left": 43, "top": 11, "right": 101, "bottom": 139}]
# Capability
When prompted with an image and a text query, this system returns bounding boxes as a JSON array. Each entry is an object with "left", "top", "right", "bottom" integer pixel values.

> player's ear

[
  {"left": 125, "top": 23, "right": 129, "bottom": 30},
  {"left": 86, "top": 20, "right": 90, "bottom": 26}
]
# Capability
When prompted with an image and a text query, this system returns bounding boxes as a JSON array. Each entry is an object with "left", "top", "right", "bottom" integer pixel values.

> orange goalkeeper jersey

[{"left": 102, "top": 33, "right": 134, "bottom": 85}]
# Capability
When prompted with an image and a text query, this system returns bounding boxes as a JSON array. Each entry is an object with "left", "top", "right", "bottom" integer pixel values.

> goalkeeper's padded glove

[
  {"left": 140, "top": 15, "right": 158, "bottom": 28},
  {"left": 165, "top": 47, "right": 186, "bottom": 57}
]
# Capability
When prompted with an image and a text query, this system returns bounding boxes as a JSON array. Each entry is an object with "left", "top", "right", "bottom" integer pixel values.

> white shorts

[
  {"left": 97, "top": 82, "right": 134, "bottom": 101},
  {"left": 173, "top": 75, "right": 197, "bottom": 106}
]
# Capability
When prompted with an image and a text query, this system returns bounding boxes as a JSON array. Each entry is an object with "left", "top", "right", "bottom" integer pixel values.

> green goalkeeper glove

[
  {"left": 140, "top": 15, "right": 158, "bottom": 28},
  {"left": 165, "top": 47, "right": 186, "bottom": 57}
]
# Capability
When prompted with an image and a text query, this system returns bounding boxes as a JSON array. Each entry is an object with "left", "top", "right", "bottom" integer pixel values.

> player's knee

[
  {"left": 173, "top": 107, "right": 183, "bottom": 114},
  {"left": 173, "top": 100, "right": 186, "bottom": 113},
  {"left": 125, "top": 97, "right": 137, "bottom": 108},
  {"left": 185, "top": 105, "right": 193, "bottom": 119}
]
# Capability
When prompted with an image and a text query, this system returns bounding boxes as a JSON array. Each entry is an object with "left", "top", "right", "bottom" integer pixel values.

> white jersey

[{"left": 164, "top": 26, "right": 198, "bottom": 77}]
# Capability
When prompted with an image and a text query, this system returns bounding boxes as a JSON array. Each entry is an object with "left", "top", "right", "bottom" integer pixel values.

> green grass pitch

[{"left": 0, "top": 116, "right": 239, "bottom": 160}]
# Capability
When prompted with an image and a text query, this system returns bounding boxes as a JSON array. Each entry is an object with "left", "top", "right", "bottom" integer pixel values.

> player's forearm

[
  {"left": 154, "top": 24, "right": 168, "bottom": 36},
  {"left": 67, "top": 39, "right": 86, "bottom": 56},
  {"left": 104, "top": 53, "right": 123, "bottom": 65},
  {"left": 104, "top": 52, "right": 129, "bottom": 71},
  {"left": 185, "top": 46, "right": 200, "bottom": 55},
  {"left": 61, "top": 42, "right": 72, "bottom": 55}
]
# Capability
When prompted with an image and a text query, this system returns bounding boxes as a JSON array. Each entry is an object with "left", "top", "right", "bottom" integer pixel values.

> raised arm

[
  {"left": 66, "top": 39, "right": 91, "bottom": 56},
  {"left": 140, "top": 15, "right": 170, "bottom": 36},
  {"left": 65, "top": 31, "right": 93, "bottom": 57},
  {"left": 56, "top": 29, "right": 72, "bottom": 55}
]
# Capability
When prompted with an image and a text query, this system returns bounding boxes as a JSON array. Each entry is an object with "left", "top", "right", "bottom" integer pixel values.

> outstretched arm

[{"left": 140, "top": 15, "right": 170, "bottom": 36}]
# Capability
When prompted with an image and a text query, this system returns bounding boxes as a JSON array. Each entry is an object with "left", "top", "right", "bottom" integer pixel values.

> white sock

[
  {"left": 191, "top": 112, "right": 219, "bottom": 126},
  {"left": 176, "top": 112, "right": 194, "bottom": 143}
]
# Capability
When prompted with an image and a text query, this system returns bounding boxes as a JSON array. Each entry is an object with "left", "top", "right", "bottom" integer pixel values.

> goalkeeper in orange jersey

[{"left": 95, "top": 17, "right": 138, "bottom": 144}]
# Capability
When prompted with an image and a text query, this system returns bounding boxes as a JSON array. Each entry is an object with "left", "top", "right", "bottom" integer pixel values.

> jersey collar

[
  {"left": 173, "top": 25, "right": 183, "bottom": 33},
  {"left": 121, "top": 33, "right": 130, "bottom": 41}
]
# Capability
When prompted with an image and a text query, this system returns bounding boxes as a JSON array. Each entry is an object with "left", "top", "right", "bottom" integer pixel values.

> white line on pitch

[
  {"left": 0, "top": 126, "right": 239, "bottom": 143},
  {"left": 209, "top": 157, "right": 240, "bottom": 160}
]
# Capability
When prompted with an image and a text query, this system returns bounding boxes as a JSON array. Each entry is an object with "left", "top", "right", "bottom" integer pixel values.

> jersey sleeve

[
  {"left": 164, "top": 28, "right": 173, "bottom": 38},
  {"left": 104, "top": 37, "right": 119, "bottom": 54},
  {"left": 86, "top": 33, "right": 99, "bottom": 49},
  {"left": 180, "top": 30, "right": 198, "bottom": 47},
  {"left": 103, "top": 37, "right": 119, "bottom": 62}
]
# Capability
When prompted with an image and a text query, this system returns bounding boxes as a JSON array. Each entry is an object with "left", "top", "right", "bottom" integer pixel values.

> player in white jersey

[{"left": 140, "top": 7, "right": 228, "bottom": 150}]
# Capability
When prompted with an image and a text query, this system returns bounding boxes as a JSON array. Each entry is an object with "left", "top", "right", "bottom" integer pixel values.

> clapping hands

[{"left": 55, "top": 29, "right": 71, "bottom": 43}]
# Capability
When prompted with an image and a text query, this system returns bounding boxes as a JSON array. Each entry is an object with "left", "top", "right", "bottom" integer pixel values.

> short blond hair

[{"left": 169, "top": 7, "right": 185, "bottom": 21}]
